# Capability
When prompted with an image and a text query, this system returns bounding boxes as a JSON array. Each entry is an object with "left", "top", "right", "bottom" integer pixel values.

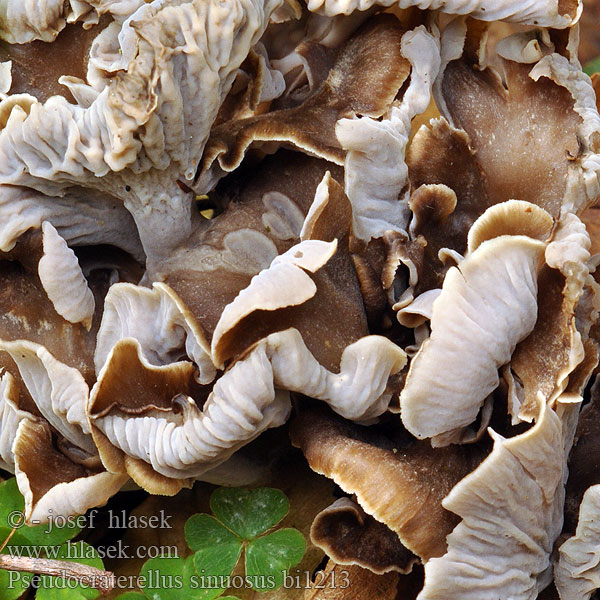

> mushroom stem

[
  {"left": 0, "top": 555, "right": 115, "bottom": 595},
  {"left": 123, "top": 183, "right": 197, "bottom": 264}
]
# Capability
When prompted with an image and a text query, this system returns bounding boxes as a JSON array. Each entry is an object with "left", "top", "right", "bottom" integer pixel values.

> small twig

[
  {"left": 0, "top": 515, "right": 22, "bottom": 553},
  {"left": 0, "top": 554, "right": 115, "bottom": 595}
]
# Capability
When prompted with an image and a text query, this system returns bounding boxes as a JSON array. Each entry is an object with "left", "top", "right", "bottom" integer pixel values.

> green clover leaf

[
  {"left": 0, "top": 479, "right": 80, "bottom": 546},
  {"left": 0, "top": 478, "right": 84, "bottom": 600},
  {"left": 246, "top": 529, "right": 306, "bottom": 591},
  {"left": 126, "top": 487, "right": 304, "bottom": 598},
  {"left": 209, "top": 488, "right": 289, "bottom": 540},
  {"left": 140, "top": 556, "right": 189, "bottom": 600},
  {"left": 0, "top": 568, "right": 33, "bottom": 600},
  {"left": 185, "top": 487, "right": 306, "bottom": 593},
  {"left": 140, "top": 555, "right": 235, "bottom": 600},
  {"left": 185, "top": 514, "right": 242, "bottom": 587},
  {"left": 35, "top": 542, "right": 104, "bottom": 600},
  {"left": 584, "top": 56, "right": 600, "bottom": 76}
]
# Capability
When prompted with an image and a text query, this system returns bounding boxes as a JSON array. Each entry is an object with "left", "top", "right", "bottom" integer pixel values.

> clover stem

[{"left": 0, "top": 516, "right": 22, "bottom": 553}]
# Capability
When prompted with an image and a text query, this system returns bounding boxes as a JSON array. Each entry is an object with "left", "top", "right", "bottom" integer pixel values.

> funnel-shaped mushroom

[
  {"left": 14, "top": 418, "right": 128, "bottom": 523},
  {"left": 89, "top": 336, "right": 292, "bottom": 493},
  {"left": 0, "top": 338, "right": 94, "bottom": 453},
  {"left": 418, "top": 399, "right": 578, "bottom": 600},
  {"left": 94, "top": 281, "right": 215, "bottom": 385},
  {"left": 89, "top": 171, "right": 405, "bottom": 492},
  {"left": 400, "top": 201, "right": 553, "bottom": 442},
  {"left": 0, "top": 351, "right": 128, "bottom": 523},
  {"left": 0, "top": 7, "right": 597, "bottom": 597},
  {"left": 0, "top": 0, "right": 289, "bottom": 260},
  {"left": 310, "top": 497, "right": 418, "bottom": 574},
  {"left": 556, "top": 484, "right": 600, "bottom": 600},
  {"left": 305, "top": 0, "right": 581, "bottom": 28},
  {"left": 148, "top": 151, "right": 342, "bottom": 337},
  {"left": 401, "top": 17, "right": 599, "bottom": 304},
  {"left": 290, "top": 407, "right": 486, "bottom": 562},
  {"left": 0, "top": 227, "right": 138, "bottom": 520},
  {"left": 197, "top": 15, "right": 410, "bottom": 193},
  {"left": 508, "top": 213, "right": 591, "bottom": 422},
  {"left": 337, "top": 25, "right": 440, "bottom": 241},
  {"left": 434, "top": 18, "right": 599, "bottom": 217}
]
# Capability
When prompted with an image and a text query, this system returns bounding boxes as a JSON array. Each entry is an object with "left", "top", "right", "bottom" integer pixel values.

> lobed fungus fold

[{"left": 0, "top": 1, "right": 598, "bottom": 597}]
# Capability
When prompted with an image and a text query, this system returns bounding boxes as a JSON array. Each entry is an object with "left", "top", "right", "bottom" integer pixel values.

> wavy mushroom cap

[
  {"left": 400, "top": 201, "right": 553, "bottom": 442},
  {"left": 419, "top": 400, "right": 577, "bottom": 600},
  {"left": 197, "top": 14, "right": 411, "bottom": 193},
  {"left": 0, "top": 349, "right": 128, "bottom": 522},
  {"left": 0, "top": 0, "right": 289, "bottom": 259},
  {"left": 310, "top": 497, "right": 418, "bottom": 575},
  {"left": 88, "top": 171, "right": 405, "bottom": 492},
  {"left": 0, "top": 220, "right": 141, "bottom": 520},
  {"left": 0, "top": 5, "right": 598, "bottom": 598},
  {"left": 305, "top": 0, "right": 581, "bottom": 27},
  {"left": 556, "top": 483, "right": 600, "bottom": 600},
  {"left": 290, "top": 407, "right": 486, "bottom": 561}
]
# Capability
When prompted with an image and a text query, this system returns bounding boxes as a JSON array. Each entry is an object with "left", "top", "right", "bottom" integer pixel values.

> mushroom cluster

[{"left": 0, "top": 0, "right": 599, "bottom": 597}]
